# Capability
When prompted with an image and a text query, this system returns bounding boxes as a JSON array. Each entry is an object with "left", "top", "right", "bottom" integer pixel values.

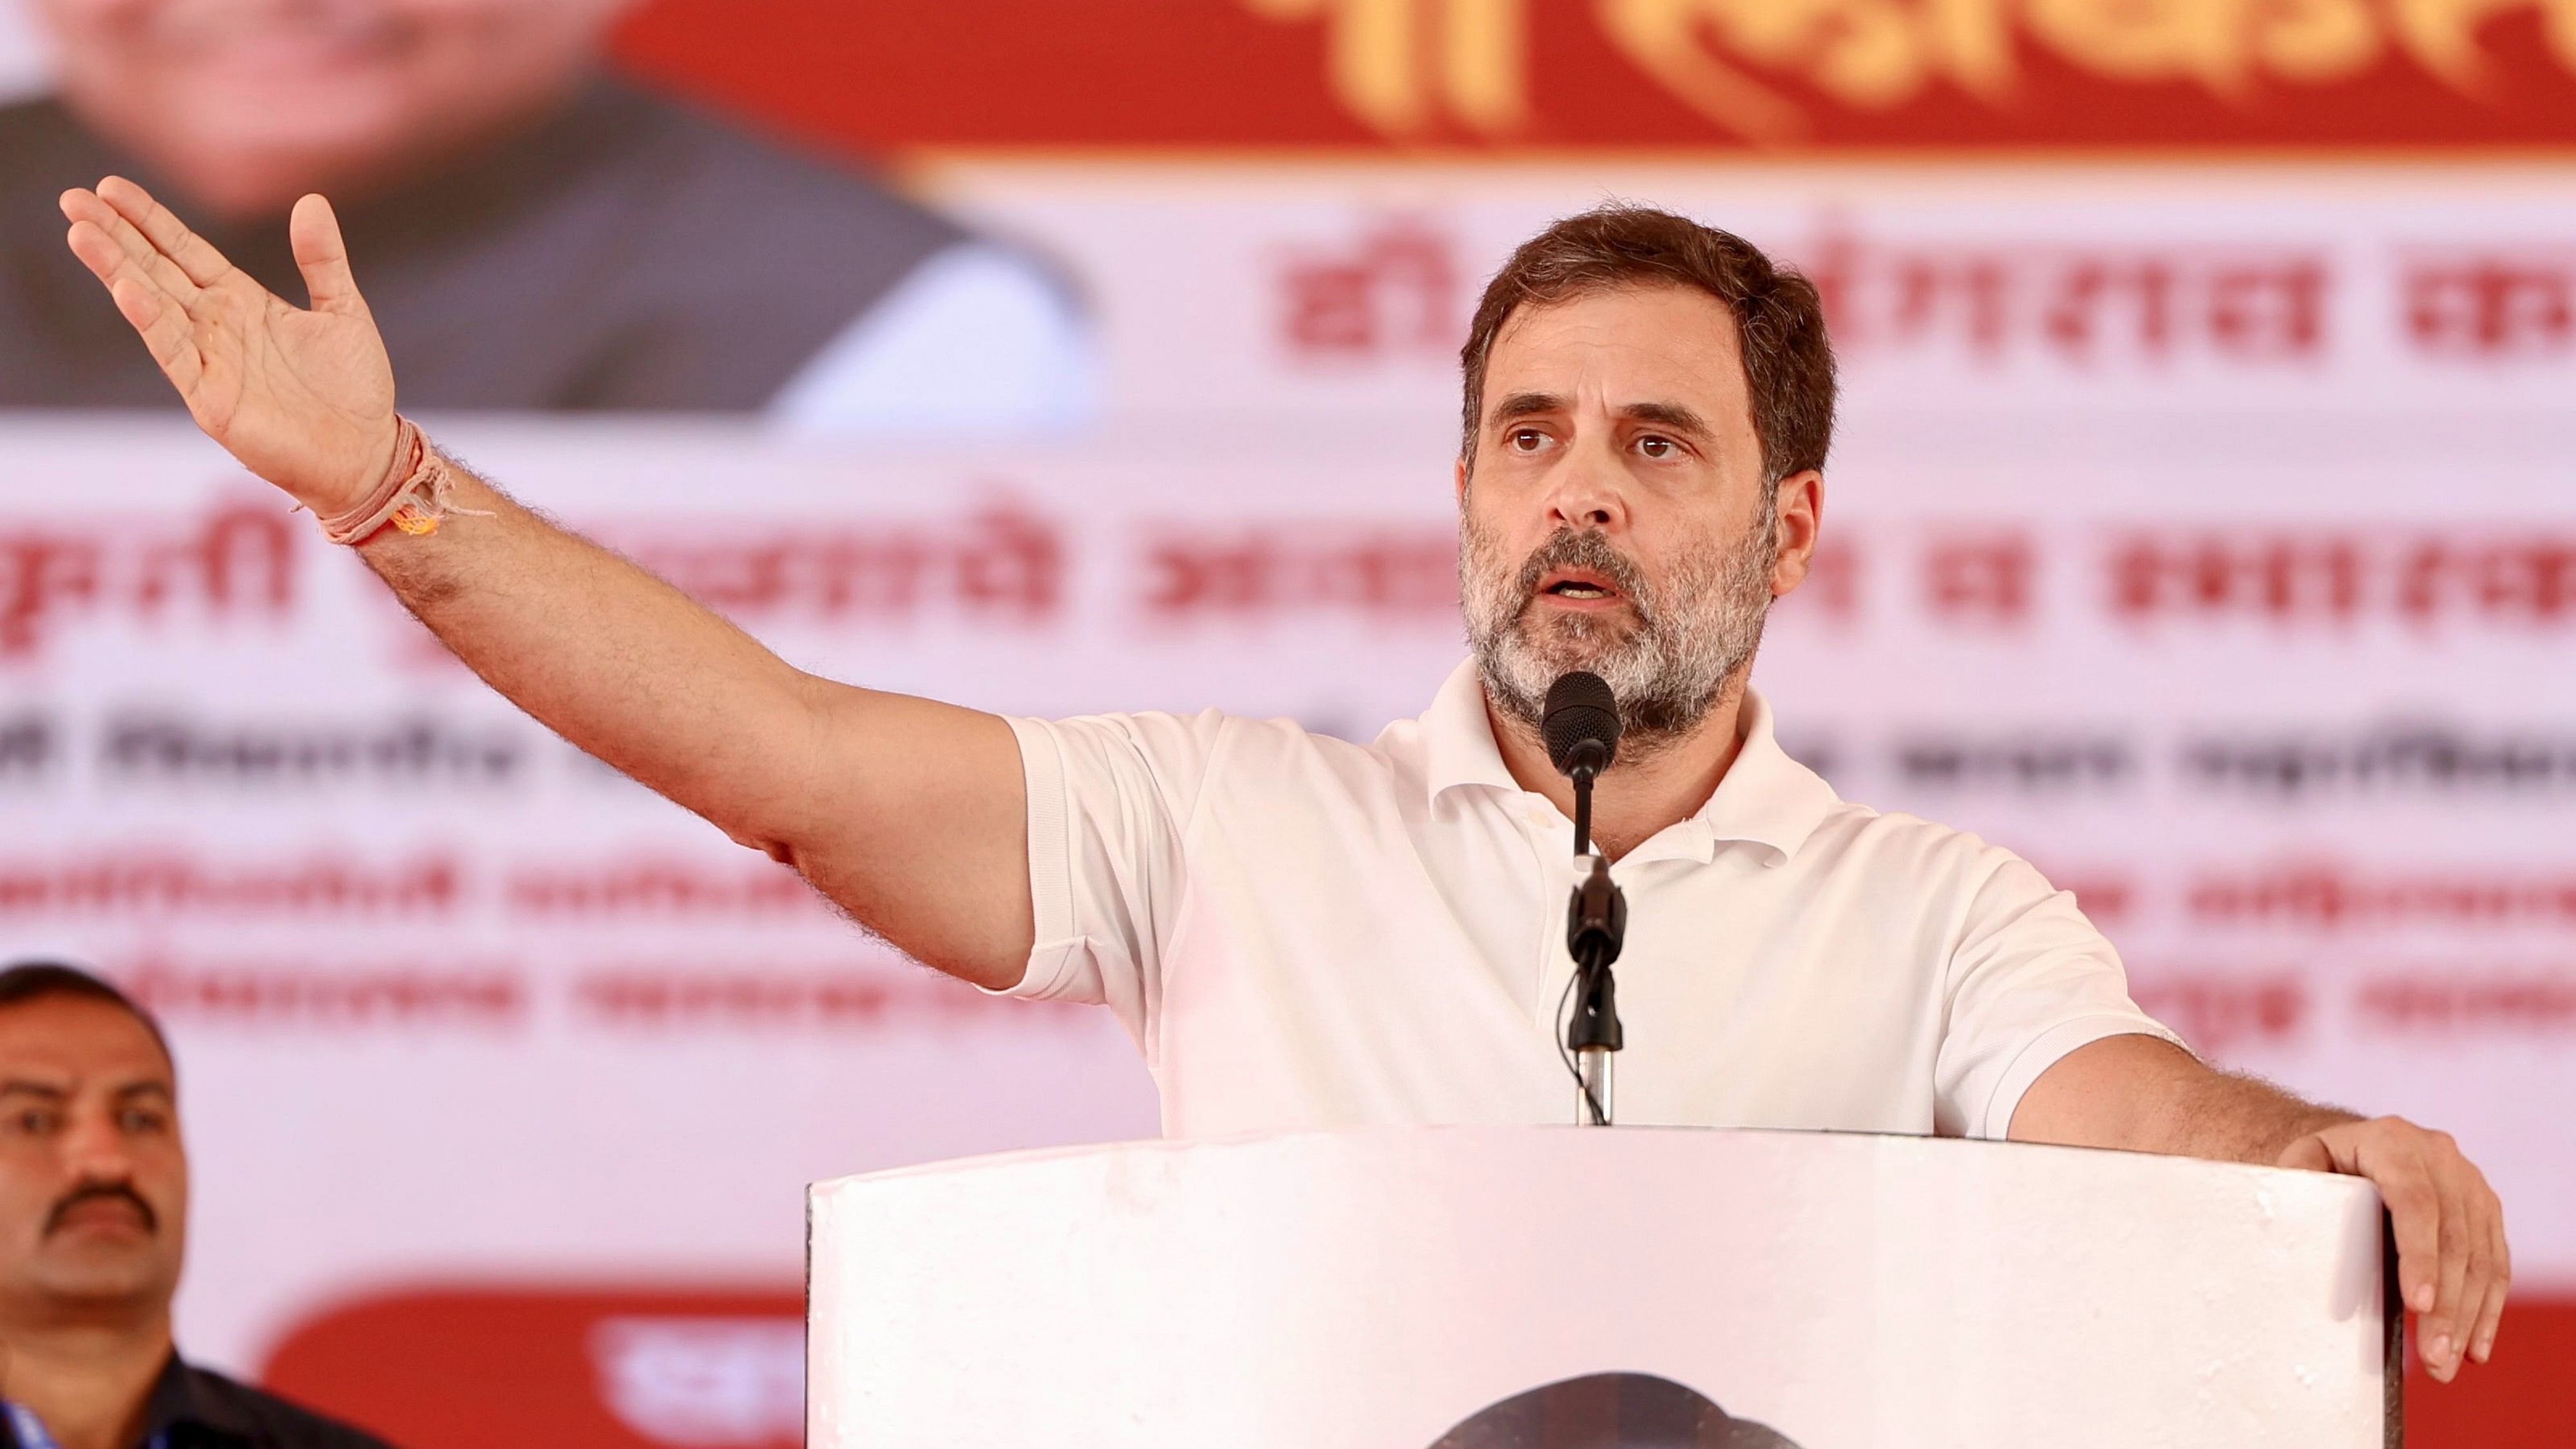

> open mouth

[{"left": 1536, "top": 568, "right": 1623, "bottom": 604}]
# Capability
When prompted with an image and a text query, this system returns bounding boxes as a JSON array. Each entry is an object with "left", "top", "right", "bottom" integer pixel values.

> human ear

[{"left": 1766, "top": 469, "right": 1824, "bottom": 597}]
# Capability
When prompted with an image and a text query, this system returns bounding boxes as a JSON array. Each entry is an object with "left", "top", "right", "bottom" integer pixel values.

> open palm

[{"left": 61, "top": 177, "right": 399, "bottom": 513}]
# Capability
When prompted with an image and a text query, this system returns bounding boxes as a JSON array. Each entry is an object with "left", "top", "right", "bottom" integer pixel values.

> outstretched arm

[
  {"left": 59, "top": 177, "right": 1036, "bottom": 990},
  {"left": 2012, "top": 1033, "right": 2510, "bottom": 1385}
]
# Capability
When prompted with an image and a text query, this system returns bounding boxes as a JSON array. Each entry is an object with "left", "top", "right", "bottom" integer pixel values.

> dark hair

[
  {"left": 1458, "top": 203, "right": 1838, "bottom": 486},
  {"left": 0, "top": 960, "right": 174, "bottom": 1068},
  {"left": 1429, "top": 1371, "right": 1804, "bottom": 1448}
]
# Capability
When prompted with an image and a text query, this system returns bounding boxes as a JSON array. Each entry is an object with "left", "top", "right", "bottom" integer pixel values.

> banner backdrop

[
  {"left": 616, "top": 0, "right": 2576, "bottom": 150},
  {"left": 1, "top": 37, "right": 2573, "bottom": 1423},
  {"left": 3, "top": 158, "right": 2573, "bottom": 1435}
]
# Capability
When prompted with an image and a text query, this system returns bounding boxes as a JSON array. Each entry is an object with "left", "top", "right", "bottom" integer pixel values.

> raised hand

[{"left": 61, "top": 177, "right": 401, "bottom": 514}]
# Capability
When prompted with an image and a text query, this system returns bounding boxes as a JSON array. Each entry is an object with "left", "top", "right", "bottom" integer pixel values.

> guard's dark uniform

[{"left": 2, "top": 1353, "right": 396, "bottom": 1449}]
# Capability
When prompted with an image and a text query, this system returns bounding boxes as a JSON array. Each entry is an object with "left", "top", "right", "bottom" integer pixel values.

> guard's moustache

[{"left": 45, "top": 1179, "right": 157, "bottom": 1236}]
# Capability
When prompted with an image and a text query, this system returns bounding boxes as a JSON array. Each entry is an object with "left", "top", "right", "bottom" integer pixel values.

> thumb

[{"left": 289, "top": 194, "right": 368, "bottom": 316}]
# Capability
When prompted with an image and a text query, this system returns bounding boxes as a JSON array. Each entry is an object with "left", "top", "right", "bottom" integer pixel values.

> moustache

[{"left": 44, "top": 1180, "right": 158, "bottom": 1238}]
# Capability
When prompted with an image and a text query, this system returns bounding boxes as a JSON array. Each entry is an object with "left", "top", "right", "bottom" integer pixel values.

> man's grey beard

[{"left": 1461, "top": 510, "right": 1778, "bottom": 752}]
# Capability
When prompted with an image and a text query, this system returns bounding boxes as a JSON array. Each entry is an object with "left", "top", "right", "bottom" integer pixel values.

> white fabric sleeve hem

[
  {"left": 1975, "top": 1013, "right": 2188, "bottom": 1142},
  {"left": 982, "top": 715, "right": 1083, "bottom": 1001}
]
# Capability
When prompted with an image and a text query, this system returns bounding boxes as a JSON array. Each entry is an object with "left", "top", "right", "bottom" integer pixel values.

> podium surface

[{"left": 808, "top": 1126, "right": 2388, "bottom": 1446}]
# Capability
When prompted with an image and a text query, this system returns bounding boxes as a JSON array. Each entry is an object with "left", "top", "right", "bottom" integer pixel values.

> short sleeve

[
  {"left": 1934, "top": 852, "right": 2184, "bottom": 1141},
  {"left": 989, "top": 709, "right": 1228, "bottom": 1060}
]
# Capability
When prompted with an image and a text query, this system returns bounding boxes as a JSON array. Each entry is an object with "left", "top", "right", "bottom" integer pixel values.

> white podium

[{"left": 808, "top": 1127, "right": 2394, "bottom": 1447}]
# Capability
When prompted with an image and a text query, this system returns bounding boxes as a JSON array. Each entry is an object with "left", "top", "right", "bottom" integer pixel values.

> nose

[
  {"left": 1539, "top": 433, "right": 1630, "bottom": 535},
  {"left": 62, "top": 1110, "right": 139, "bottom": 1180}
]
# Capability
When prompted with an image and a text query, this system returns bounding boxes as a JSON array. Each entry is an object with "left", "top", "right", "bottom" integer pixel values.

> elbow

[
  {"left": 712, "top": 671, "right": 856, "bottom": 871},
  {"left": 717, "top": 816, "right": 802, "bottom": 867},
  {"left": 707, "top": 782, "right": 809, "bottom": 865}
]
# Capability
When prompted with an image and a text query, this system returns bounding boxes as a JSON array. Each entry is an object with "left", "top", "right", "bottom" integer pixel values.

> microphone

[
  {"left": 1542, "top": 671, "right": 1620, "bottom": 786},
  {"left": 1544, "top": 671, "right": 1619, "bottom": 859},
  {"left": 1543, "top": 671, "right": 1626, "bottom": 1126}
]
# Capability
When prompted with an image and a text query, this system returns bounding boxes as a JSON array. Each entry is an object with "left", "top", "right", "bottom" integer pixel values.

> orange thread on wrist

[{"left": 314, "top": 416, "right": 490, "bottom": 545}]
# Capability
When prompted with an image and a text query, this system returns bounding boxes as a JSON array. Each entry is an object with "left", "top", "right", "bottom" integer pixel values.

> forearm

[
  {"left": 354, "top": 463, "right": 829, "bottom": 852},
  {"left": 2012, "top": 1034, "right": 2358, "bottom": 1164},
  {"left": 2130, "top": 1064, "right": 2361, "bottom": 1165}
]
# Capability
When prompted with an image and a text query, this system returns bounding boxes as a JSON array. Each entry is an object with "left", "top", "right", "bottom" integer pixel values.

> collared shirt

[
  {"left": 0, "top": 1353, "right": 392, "bottom": 1449},
  {"left": 1002, "top": 660, "right": 2179, "bottom": 1140}
]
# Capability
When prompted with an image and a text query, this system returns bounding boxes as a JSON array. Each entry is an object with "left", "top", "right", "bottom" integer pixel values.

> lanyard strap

[{"left": 4, "top": 1401, "right": 167, "bottom": 1449}]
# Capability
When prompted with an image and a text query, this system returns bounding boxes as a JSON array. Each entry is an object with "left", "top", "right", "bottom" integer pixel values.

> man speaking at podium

[{"left": 55, "top": 178, "right": 2510, "bottom": 1385}]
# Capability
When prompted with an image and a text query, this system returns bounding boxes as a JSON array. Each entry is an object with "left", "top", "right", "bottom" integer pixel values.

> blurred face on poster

[
  {"left": 0, "top": 995, "right": 186, "bottom": 1329},
  {"left": 1458, "top": 282, "right": 1793, "bottom": 744},
  {"left": 31, "top": 0, "right": 640, "bottom": 218}
]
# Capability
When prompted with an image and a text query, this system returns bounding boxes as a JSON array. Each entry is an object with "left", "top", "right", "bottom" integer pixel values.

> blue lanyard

[{"left": 5, "top": 1400, "right": 166, "bottom": 1449}]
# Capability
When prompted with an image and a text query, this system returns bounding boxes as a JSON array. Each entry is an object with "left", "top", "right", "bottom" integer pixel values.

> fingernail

[
  {"left": 2473, "top": 1338, "right": 2492, "bottom": 1363},
  {"left": 2411, "top": 1285, "right": 2434, "bottom": 1312},
  {"left": 2428, "top": 1333, "right": 2452, "bottom": 1365}
]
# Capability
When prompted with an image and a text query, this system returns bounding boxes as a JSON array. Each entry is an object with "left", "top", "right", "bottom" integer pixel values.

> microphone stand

[{"left": 1563, "top": 749, "right": 1627, "bottom": 1126}]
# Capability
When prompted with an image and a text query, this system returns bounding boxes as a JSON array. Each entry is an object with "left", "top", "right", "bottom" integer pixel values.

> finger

[
  {"left": 2467, "top": 1262, "right": 2508, "bottom": 1367},
  {"left": 2425, "top": 1155, "right": 2473, "bottom": 1381},
  {"left": 2470, "top": 1190, "right": 2510, "bottom": 1363},
  {"left": 61, "top": 189, "right": 203, "bottom": 303},
  {"left": 70, "top": 220, "right": 193, "bottom": 363},
  {"left": 95, "top": 175, "right": 233, "bottom": 288},
  {"left": 66, "top": 220, "right": 171, "bottom": 327},
  {"left": 2374, "top": 1155, "right": 2443, "bottom": 1325},
  {"left": 59, "top": 184, "right": 119, "bottom": 231},
  {"left": 289, "top": 194, "right": 370, "bottom": 317},
  {"left": 108, "top": 276, "right": 204, "bottom": 394},
  {"left": 64, "top": 216, "right": 135, "bottom": 287}
]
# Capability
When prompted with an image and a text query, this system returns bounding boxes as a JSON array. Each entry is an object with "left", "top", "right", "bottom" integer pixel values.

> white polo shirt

[{"left": 1002, "top": 660, "right": 2177, "bottom": 1140}]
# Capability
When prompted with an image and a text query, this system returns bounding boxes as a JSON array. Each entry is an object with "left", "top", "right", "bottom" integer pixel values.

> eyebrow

[
  {"left": 1485, "top": 393, "right": 1715, "bottom": 439},
  {"left": 1487, "top": 390, "right": 1567, "bottom": 427},
  {"left": 1617, "top": 401, "right": 1714, "bottom": 437},
  {"left": 0, "top": 1080, "right": 173, "bottom": 1103}
]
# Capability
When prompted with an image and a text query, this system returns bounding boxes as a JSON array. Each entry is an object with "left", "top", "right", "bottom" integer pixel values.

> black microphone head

[{"left": 1541, "top": 671, "right": 1620, "bottom": 778}]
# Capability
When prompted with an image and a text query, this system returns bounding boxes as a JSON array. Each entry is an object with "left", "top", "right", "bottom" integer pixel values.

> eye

[
  {"left": 1507, "top": 427, "right": 1549, "bottom": 453},
  {"left": 5, "top": 1108, "right": 62, "bottom": 1137},
  {"left": 119, "top": 1108, "right": 170, "bottom": 1135},
  {"left": 1634, "top": 434, "right": 1678, "bottom": 459}
]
